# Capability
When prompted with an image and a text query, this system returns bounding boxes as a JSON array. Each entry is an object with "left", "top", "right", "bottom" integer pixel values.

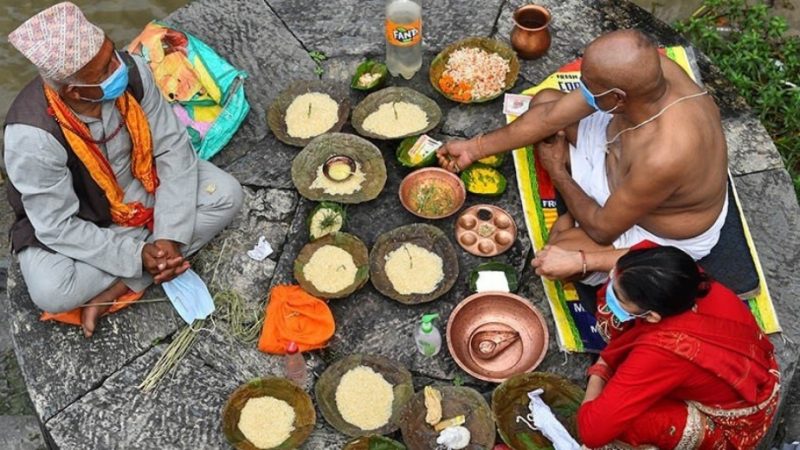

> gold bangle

[{"left": 578, "top": 249, "right": 587, "bottom": 277}]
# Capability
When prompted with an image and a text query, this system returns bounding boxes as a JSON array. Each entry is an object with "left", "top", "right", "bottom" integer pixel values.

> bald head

[{"left": 583, "top": 30, "right": 664, "bottom": 99}]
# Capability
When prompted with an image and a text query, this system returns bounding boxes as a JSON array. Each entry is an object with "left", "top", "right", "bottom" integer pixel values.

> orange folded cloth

[
  {"left": 40, "top": 290, "right": 145, "bottom": 326},
  {"left": 258, "top": 284, "right": 335, "bottom": 355}
]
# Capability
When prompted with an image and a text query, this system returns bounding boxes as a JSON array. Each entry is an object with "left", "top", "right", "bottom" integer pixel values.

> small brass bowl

[
  {"left": 322, "top": 155, "right": 357, "bottom": 182},
  {"left": 447, "top": 292, "right": 548, "bottom": 383},
  {"left": 398, "top": 168, "right": 466, "bottom": 220}
]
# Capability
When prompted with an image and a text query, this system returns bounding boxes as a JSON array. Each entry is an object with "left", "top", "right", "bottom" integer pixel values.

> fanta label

[{"left": 386, "top": 18, "right": 422, "bottom": 47}]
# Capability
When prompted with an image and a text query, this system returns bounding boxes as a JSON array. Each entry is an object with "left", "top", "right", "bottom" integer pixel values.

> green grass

[{"left": 675, "top": 0, "right": 800, "bottom": 199}]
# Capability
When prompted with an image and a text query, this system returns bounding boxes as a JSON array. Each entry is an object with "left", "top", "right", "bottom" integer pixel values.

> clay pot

[{"left": 510, "top": 4, "right": 552, "bottom": 60}]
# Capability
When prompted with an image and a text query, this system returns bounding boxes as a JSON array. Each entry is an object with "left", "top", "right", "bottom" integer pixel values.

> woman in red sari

[{"left": 537, "top": 243, "right": 780, "bottom": 449}]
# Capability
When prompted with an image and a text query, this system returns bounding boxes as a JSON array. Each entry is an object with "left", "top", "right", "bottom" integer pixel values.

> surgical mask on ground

[
  {"left": 71, "top": 51, "right": 129, "bottom": 102},
  {"left": 162, "top": 269, "right": 215, "bottom": 325},
  {"left": 605, "top": 274, "right": 650, "bottom": 323},
  {"left": 579, "top": 79, "right": 623, "bottom": 113}
]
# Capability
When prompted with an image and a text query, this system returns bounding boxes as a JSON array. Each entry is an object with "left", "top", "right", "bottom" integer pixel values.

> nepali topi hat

[{"left": 8, "top": 2, "right": 105, "bottom": 81}]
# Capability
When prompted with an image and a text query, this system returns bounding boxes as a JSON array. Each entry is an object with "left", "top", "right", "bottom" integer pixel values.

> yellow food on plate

[
  {"left": 335, "top": 365, "right": 395, "bottom": 431},
  {"left": 237, "top": 396, "right": 296, "bottom": 449},
  {"left": 362, "top": 101, "right": 428, "bottom": 138},
  {"left": 310, "top": 161, "right": 366, "bottom": 195},
  {"left": 285, "top": 92, "right": 339, "bottom": 139},
  {"left": 302, "top": 245, "right": 358, "bottom": 293},
  {"left": 384, "top": 243, "right": 444, "bottom": 295},
  {"left": 424, "top": 385, "right": 443, "bottom": 425}
]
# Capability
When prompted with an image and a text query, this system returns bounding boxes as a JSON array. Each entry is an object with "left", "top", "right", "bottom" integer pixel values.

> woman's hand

[{"left": 531, "top": 244, "right": 583, "bottom": 280}]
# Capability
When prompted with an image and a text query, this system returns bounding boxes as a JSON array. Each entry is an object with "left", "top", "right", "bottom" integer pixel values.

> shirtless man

[{"left": 437, "top": 29, "right": 728, "bottom": 283}]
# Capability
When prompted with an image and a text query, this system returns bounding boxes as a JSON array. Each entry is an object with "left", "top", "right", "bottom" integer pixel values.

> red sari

[{"left": 578, "top": 259, "right": 779, "bottom": 449}]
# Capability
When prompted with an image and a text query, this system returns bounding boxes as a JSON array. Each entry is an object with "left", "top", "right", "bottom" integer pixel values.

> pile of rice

[
  {"left": 285, "top": 92, "right": 339, "bottom": 139},
  {"left": 303, "top": 245, "right": 358, "bottom": 293},
  {"left": 384, "top": 243, "right": 444, "bottom": 295},
  {"left": 335, "top": 365, "right": 394, "bottom": 430},
  {"left": 237, "top": 396, "right": 296, "bottom": 449},
  {"left": 443, "top": 47, "right": 510, "bottom": 99},
  {"left": 362, "top": 101, "right": 428, "bottom": 138},
  {"left": 309, "top": 161, "right": 366, "bottom": 195}
]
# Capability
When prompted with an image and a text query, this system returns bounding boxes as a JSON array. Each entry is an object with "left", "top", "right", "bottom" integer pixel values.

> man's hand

[
  {"left": 436, "top": 139, "right": 476, "bottom": 173},
  {"left": 531, "top": 244, "right": 583, "bottom": 280},
  {"left": 537, "top": 130, "right": 570, "bottom": 176},
  {"left": 152, "top": 239, "right": 189, "bottom": 284}
]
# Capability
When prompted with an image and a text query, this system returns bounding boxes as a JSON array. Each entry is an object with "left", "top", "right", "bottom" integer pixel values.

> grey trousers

[{"left": 18, "top": 160, "right": 244, "bottom": 313}]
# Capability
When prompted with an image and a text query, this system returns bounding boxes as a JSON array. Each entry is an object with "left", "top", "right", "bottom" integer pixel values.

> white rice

[
  {"left": 302, "top": 245, "right": 358, "bottom": 293},
  {"left": 384, "top": 243, "right": 444, "bottom": 295},
  {"left": 362, "top": 101, "right": 428, "bottom": 138},
  {"left": 335, "top": 365, "right": 394, "bottom": 431},
  {"left": 285, "top": 92, "right": 339, "bottom": 139},
  {"left": 237, "top": 396, "right": 295, "bottom": 449}
]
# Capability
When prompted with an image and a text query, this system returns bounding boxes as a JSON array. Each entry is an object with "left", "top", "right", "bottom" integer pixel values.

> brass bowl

[
  {"left": 398, "top": 168, "right": 466, "bottom": 220},
  {"left": 447, "top": 292, "right": 548, "bottom": 383},
  {"left": 323, "top": 155, "right": 357, "bottom": 182},
  {"left": 429, "top": 37, "right": 520, "bottom": 103},
  {"left": 221, "top": 377, "right": 316, "bottom": 450}
]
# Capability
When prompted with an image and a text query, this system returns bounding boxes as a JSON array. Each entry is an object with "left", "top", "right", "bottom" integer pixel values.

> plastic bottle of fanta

[{"left": 385, "top": 0, "right": 422, "bottom": 79}]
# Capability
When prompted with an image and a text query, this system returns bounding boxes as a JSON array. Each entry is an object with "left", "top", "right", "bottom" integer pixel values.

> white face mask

[{"left": 162, "top": 269, "right": 215, "bottom": 324}]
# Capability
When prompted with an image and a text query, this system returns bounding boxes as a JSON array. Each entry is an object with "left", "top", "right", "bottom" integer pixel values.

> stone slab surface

[
  {"left": 5, "top": 0, "right": 799, "bottom": 448},
  {"left": 266, "top": 0, "right": 505, "bottom": 58},
  {"left": 165, "top": 0, "right": 319, "bottom": 188},
  {"left": 0, "top": 415, "right": 45, "bottom": 450},
  {"left": 6, "top": 265, "right": 183, "bottom": 422}
]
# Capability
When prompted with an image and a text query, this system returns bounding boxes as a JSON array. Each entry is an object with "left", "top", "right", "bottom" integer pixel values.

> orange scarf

[
  {"left": 44, "top": 85, "right": 159, "bottom": 228},
  {"left": 258, "top": 285, "right": 336, "bottom": 354}
]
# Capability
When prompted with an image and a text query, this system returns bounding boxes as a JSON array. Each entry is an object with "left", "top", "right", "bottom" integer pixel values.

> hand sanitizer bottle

[{"left": 415, "top": 313, "right": 441, "bottom": 356}]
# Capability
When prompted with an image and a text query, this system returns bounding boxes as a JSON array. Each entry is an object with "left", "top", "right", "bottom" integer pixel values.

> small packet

[
  {"left": 407, "top": 134, "right": 443, "bottom": 164},
  {"left": 503, "top": 93, "right": 532, "bottom": 116}
]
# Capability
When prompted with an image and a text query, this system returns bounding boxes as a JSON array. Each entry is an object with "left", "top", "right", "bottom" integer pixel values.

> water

[
  {"left": 385, "top": 0, "right": 422, "bottom": 80},
  {"left": 0, "top": 0, "right": 186, "bottom": 146}
]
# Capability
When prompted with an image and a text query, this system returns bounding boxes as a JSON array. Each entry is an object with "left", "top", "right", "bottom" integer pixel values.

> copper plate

[
  {"left": 399, "top": 168, "right": 466, "bottom": 220},
  {"left": 454, "top": 204, "right": 517, "bottom": 257},
  {"left": 447, "top": 292, "right": 548, "bottom": 383}
]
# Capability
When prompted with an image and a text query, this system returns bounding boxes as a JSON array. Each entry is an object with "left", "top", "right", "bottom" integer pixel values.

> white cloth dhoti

[{"left": 569, "top": 112, "right": 728, "bottom": 285}]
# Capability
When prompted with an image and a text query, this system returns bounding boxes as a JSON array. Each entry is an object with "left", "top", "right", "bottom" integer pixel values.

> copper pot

[{"left": 510, "top": 4, "right": 552, "bottom": 60}]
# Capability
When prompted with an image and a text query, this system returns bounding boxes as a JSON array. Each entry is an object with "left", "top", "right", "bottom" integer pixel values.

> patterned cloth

[{"left": 8, "top": 2, "right": 104, "bottom": 81}]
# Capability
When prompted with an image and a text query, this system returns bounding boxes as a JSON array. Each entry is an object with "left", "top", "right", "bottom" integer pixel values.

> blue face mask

[
  {"left": 579, "top": 79, "right": 624, "bottom": 113},
  {"left": 605, "top": 274, "right": 650, "bottom": 323},
  {"left": 72, "top": 51, "right": 129, "bottom": 103},
  {"left": 162, "top": 269, "right": 216, "bottom": 325}
]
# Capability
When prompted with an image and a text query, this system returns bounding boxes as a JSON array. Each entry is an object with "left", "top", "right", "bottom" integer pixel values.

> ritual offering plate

[
  {"left": 316, "top": 354, "right": 414, "bottom": 437},
  {"left": 430, "top": 37, "right": 520, "bottom": 103},
  {"left": 369, "top": 223, "right": 459, "bottom": 304},
  {"left": 399, "top": 168, "right": 466, "bottom": 220},
  {"left": 455, "top": 205, "right": 517, "bottom": 257},
  {"left": 492, "top": 372, "right": 584, "bottom": 449},
  {"left": 447, "top": 292, "right": 548, "bottom": 382},
  {"left": 399, "top": 386, "right": 496, "bottom": 450},
  {"left": 291, "top": 133, "right": 387, "bottom": 204},
  {"left": 351, "top": 87, "right": 442, "bottom": 140},
  {"left": 293, "top": 232, "right": 369, "bottom": 299},
  {"left": 267, "top": 80, "right": 350, "bottom": 147},
  {"left": 343, "top": 435, "right": 407, "bottom": 450},
  {"left": 222, "top": 377, "right": 316, "bottom": 450}
]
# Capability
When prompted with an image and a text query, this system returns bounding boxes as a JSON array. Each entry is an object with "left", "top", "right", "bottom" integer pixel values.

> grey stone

[
  {"left": 190, "top": 187, "right": 297, "bottom": 317},
  {"left": 266, "top": 0, "right": 504, "bottom": 58},
  {"left": 733, "top": 169, "right": 800, "bottom": 446},
  {"left": 0, "top": 415, "right": 45, "bottom": 450},
  {"left": 724, "top": 112, "right": 784, "bottom": 176},
  {"left": 164, "top": 0, "right": 320, "bottom": 183},
  {"left": 6, "top": 263, "right": 183, "bottom": 421}
]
